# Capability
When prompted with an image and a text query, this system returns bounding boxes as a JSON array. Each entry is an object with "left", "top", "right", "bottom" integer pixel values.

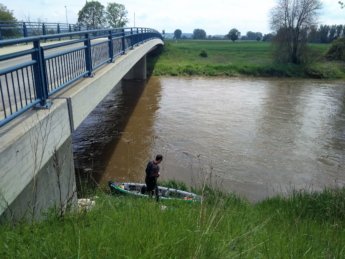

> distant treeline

[
  {"left": 172, "top": 24, "right": 345, "bottom": 43},
  {"left": 263, "top": 24, "right": 345, "bottom": 43},
  {"left": 308, "top": 24, "right": 345, "bottom": 43}
]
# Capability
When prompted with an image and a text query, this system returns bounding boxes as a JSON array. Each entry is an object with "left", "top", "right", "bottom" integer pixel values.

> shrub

[
  {"left": 199, "top": 50, "right": 208, "bottom": 58},
  {"left": 326, "top": 38, "right": 345, "bottom": 61}
]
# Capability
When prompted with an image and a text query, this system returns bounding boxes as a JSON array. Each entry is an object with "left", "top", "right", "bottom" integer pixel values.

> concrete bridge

[{"left": 0, "top": 28, "right": 163, "bottom": 221}]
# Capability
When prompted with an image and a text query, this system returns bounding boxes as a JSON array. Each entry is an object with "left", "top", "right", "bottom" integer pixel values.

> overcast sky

[{"left": 2, "top": 0, "right": 344, "bottom": 35}]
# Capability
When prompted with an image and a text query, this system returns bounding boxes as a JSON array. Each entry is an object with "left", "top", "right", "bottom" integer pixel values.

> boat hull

[{"left": 108, "top": 181, "right": 200, "bottom": 202}]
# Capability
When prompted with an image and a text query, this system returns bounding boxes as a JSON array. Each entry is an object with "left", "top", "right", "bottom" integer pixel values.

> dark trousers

[{"left": 145, "top": 176, "right": 159, "bottom": 201}]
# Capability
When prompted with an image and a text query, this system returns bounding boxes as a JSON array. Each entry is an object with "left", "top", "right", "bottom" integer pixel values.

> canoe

[{"left": 108, "top": 181, "right": 201, "bottom": 202}]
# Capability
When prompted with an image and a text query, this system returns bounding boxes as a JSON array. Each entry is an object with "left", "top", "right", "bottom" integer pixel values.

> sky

[{"left": 2, "top": 0, "right": 344, "bottom": 35}]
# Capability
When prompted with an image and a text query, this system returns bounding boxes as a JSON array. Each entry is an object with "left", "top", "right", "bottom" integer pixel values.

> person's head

[{"left": 155, "top": 154, "right": 163, "bottom": 163}]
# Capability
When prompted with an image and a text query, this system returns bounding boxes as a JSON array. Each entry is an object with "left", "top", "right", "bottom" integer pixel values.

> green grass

[
  {"left": 150, "top": 40, "right": 345, "bottom": 79},
  {"left": 1, "top": 187, "right": 345, "bottom": 258}
]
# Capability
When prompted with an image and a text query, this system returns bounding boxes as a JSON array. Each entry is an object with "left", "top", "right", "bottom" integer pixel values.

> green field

[
  {"left": 1, "top": 186, "right": 345, "bottom": 258},
  {"left": 150, "top": 40, "right": 345, "bottom": 79}
]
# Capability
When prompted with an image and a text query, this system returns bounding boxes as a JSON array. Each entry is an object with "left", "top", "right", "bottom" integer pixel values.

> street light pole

[
  {"left": 134, "top": 12, "right": 136, "bottom": 27},
  {"left": 65, "top": 5, "right": 68, "bottom": 24}
]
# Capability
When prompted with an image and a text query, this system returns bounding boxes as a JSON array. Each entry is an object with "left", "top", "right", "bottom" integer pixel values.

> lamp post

[
  {"left": 134, "top": 12, "right": 136, "bottom": 27},
  {"left": 65, "top": 5, "right": 68, "bottom": 24}
]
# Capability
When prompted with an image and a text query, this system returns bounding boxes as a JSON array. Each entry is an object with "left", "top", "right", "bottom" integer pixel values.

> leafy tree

[
  {"left": 78, "top": 1, "right": 105, "bottom": 29},
  {"left": 106, "top": 3, "right": 128, "bottom": 28},
  {"left": 0, "top": 4, "right": 18, "bottom": 38},
  {"left": 174, "top": 29, "right": 182, "bottom": 39},
  {"left": 0, "top": 4, "right": 16, "bottom": 21},
  {"left": 193, "top": 28, "right": 206, "bottom": 39},
  {"left": 227, "top": 28, "right": 240, "bottom": 42},
  {"left": 336, "top": 25, "right": 343, "bottom": 38},
  {"left": 319, "top": 25, "right": 330, "bottom": 43},
  {"left": 339, "top": 1, "right": 344, "bottom": 8},
  {"left": 329, "top": 25, "right": 337, "bottom": 42},
  {"left": 246, "top": 31, "right": 263, "bottom": 41},
  {"left": 263, "top": 33, "right": 274, "bottom": 42},
  {"left": 308, "top": 25, "right": 320, "bottom": 43},
  {"left": 270, "top": 0, "right": 322, "bottom": 64}
]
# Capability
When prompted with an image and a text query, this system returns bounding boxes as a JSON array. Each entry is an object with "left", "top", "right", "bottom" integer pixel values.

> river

[{"left": 73, "top": 77, "right": 345, "bottom": 201}]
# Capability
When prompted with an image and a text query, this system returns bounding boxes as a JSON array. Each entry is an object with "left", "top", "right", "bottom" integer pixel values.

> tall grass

[
  {"left": 150, "top": 40, "right": 345, "bottom": 79},
  {"left": 1, "top": 187, "right": 345, "bottom": 258}
]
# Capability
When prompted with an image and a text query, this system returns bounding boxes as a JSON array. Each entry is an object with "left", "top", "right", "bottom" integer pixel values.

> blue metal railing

[
  {"left": 0, "top": 21, "right": 87, "bottom": 40},
  {"left": 0, "top": 27, "right": 163, "bottom": 127}
]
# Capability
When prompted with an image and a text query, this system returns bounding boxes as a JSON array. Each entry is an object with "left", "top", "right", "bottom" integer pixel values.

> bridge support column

[
  {"left": 0, "top": 136, "right": 77, "bottom": 222},
  {"left": 123, "top": 55, "right": 147, "bottom": 80}
]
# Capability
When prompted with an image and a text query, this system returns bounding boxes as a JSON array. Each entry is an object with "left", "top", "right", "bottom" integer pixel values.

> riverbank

[
  {"left": 1, "top": 186, "right": 345, "bottom": 258},
  {"left": 150, "top": 40, "right": 345, "bottom": 79}
]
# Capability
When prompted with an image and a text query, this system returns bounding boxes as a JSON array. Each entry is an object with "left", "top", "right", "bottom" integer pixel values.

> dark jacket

[{"left": 145, "top": 161, "right": 160, "bottom": 178}]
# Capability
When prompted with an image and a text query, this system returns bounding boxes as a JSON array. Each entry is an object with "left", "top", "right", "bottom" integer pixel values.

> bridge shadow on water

[{"left": 72, "top": 46, "right": 163, "bottom": 195}]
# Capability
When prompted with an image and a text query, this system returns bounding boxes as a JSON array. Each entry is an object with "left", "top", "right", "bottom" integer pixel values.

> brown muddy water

[{"left": 73, "top": 77, "right": 345, "bottom": 201}]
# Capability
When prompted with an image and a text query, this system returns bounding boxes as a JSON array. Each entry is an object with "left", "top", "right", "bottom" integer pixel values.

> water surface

[{"left": 73, "top": 77, "right": 345, "bottom": 201}]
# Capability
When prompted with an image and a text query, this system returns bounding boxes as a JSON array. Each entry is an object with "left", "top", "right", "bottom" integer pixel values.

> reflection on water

[
  {"left": 73, "top": 77, "right": 345, "bottom": 201},
  {"left": 73, "top": 78, "right": 161, "bottom": 184}
]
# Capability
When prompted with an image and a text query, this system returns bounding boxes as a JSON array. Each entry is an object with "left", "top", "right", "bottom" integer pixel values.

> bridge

[{"left": 0, "top": 28, "right": 163, "bottom": 221}]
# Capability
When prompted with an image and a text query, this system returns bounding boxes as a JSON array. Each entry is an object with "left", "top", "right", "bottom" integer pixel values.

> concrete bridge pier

[
  {"left": 124, "top": 55, "right": 147, "bottom": 80},
  {"left": 1, "top": 138, "right": 76, "bottom": 222}
]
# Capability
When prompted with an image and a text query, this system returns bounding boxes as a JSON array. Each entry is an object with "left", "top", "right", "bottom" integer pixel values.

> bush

[
  {"left": 199, "top": 50, "right": 208, "bottom": 58},
  {"left": 326, "top": 38, "right": 345, "bottom": 61}
]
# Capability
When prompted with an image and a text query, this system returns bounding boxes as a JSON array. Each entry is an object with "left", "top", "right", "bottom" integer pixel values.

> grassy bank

[
  {"left": 150, "top": 40, "right": 345, "bottom": 79},
  {"left": 1, "top": 187, "right": 345, "bottom": 258}
]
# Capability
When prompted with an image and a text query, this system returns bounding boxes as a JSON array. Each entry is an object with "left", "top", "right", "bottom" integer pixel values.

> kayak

[{"left": 108, "top": 181, "right": 201, "bottom": 202}]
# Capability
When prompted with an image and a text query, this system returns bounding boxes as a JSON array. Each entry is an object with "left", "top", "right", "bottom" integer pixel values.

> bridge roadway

[{"left": 0, "top": 38, "right": 163, "bottom": 221}]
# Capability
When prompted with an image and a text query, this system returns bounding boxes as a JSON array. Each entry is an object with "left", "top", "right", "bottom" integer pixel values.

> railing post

[
  {"left": 84, "top": 33, "right": 93, "bottom": 76},
  {"left": 121, "top": 28, "right": 126, "bottom": 54},
  {"left": 69, "top": 25, "right": 72, "bottom": 39},
  {"left": 23, "top": 22, "right": 28, "bottom": 38},
  {"left": 141, "top": 28, "right": 143, "bottom": 43},
  {"left": 136, "top": 28, "right": 139, "bottom": 45},
  {"left": 130, "top": 28, "right": 134, "bottom": 49},
  {"left": 108, "top": 30, "right": 114, "bottom": 62},
  {"left": 57, "top": 24, "right": 61, "bottom": 41},
  {"left": 42, "top": 23, "right": 46, "bottom": 35},
  {"left": 31, "top": 40, "right": 49, "bottom": 107}
]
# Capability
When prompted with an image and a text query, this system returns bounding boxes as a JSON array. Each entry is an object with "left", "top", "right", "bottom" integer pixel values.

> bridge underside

[{"left": 0, "top": 38, "right": 163, "bottom": 221}]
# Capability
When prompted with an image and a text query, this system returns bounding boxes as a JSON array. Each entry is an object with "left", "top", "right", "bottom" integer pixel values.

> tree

[
  {"left": 227, "top": 28, "right": 240, "bottom": 42},
  {"left": 193, "top": 29, "right": 207, "bottom": 39},
  {"left": 339, "top": 1, "right": 344, "bottom": 8},
  {"left": 0, "top": 3, "right": 18, "bottom": 38},
  {"left": 0, "top": 4, "right": 16, "bottom": 21},
  {"left": 336, "top": 25, "right": 343, "bottom": 38},
  {"left": 308, "top": 25, "right": 320, "bottom": 43},
  {"left": 270, "top": 0, "right": 322, "bottom": 64},
  {"left": 263, "top": 33, "right": 274, "bottom": 42},
  {"left": 174, "top": 29, "right": 182, "bottom": 39},
  {"left": 78, "top": 1, "right": 105, "bottom": 29},
  {"left": 319, "top": 25, "right": 330, "bottom": 43},
  {"left": 106, "top": 3, "right": 128, "bottom": 28},
  {"left": 246, "top": 31, "right": 263, "bottom": 41}
]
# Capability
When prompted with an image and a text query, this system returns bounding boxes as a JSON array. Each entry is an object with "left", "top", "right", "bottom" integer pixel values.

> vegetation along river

[{"left": 73, "top": 77, "right": 345, "bottom": 201}]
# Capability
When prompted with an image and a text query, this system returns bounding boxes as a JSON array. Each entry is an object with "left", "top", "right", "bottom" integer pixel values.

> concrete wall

[
  {"left": 0, "top": 99, "right": 75, "bottom": 220},
  {"left": 0, "top": 137, "right": 76, "bottom": 222},
  {"left": 0, "top": 38, "right": 164, "bottom": 221}
]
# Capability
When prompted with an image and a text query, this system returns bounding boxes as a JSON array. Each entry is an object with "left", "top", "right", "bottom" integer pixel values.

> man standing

[{"left": 145, "top": 154, "right": 163, "bottom": 200}]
